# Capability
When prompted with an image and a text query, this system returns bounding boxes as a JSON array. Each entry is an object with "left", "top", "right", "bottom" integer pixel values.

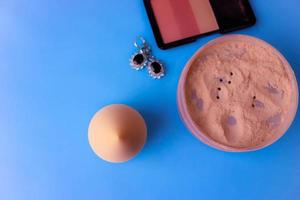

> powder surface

[{"left": 185, "top": 37, "right": 297, "bottom": 149}]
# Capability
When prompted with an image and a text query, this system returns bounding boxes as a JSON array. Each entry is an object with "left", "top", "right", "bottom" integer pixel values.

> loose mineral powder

[{"left": 178, "top": 35, "right": 298, "bottom": 151}]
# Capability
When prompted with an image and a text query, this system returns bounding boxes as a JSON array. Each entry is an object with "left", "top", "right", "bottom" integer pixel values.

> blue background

[{"left": 0, "top": 0, "right": 299, "bottom": 199}]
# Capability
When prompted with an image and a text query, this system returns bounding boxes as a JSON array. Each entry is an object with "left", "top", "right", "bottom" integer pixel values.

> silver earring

[
  {"left": 129, "top": 36, "right": 165, "bottom": 79},
  {"left": 147, "top": 56, "right": 165, "bottom": 79},
  {"left": 129, "top": 36, "right": 151, "bottom": 70}
]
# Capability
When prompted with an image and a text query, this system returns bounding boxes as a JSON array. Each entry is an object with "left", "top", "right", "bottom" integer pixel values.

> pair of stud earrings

[{"left": 129, "top": 36, "right": 165, "bottom": 79}]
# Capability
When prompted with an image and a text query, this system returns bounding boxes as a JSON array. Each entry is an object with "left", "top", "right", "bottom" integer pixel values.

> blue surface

[{"left": 0, "top": 0, "right": 300, "bottom": 199}]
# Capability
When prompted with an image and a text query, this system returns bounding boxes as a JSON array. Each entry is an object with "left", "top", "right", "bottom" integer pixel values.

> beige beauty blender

[{"left": 88, "top": 104, "right": 147, "bottom": 163}]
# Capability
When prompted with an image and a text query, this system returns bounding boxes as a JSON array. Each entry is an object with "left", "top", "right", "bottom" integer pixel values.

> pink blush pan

[
  {"left": 177, "top": 35, "right": 298, "bottom": 152},
  {"left": 189, "top": 0, "right": 219, "bottom": 34},
  {"left": 150, "top": 0, "right": 219, "bottom": 44},
  {"left": 145, "top": 0, "right": 256, "bottom": 49}
]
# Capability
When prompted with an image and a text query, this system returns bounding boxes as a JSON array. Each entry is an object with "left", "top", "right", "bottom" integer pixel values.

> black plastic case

[{"left": 143, "top": 0, "right": 256, "bottom": 49}]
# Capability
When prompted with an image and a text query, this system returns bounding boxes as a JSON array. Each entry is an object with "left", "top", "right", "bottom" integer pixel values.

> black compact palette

[{"left": 144, "top": 0, "right": 256, "bottom": 49}]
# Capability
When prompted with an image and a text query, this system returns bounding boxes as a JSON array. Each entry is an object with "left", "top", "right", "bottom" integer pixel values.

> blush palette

[{"left": 144, "top": 0, "right": 256, "bottom": 49}]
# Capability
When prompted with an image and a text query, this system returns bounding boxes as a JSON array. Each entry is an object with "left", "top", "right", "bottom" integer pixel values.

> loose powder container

[{"left": 177, "top": 35, "right": 298, "bottom": 152}]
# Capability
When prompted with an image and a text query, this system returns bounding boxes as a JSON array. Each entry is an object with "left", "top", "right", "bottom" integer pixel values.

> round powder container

[{"left": 177, "top": 35, "right": 298, "bottom": 152}]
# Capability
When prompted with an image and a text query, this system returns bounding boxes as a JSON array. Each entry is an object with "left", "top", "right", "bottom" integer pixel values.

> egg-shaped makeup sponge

[{"left": 88, "top": 104, "right": 147, "bottom": 163}]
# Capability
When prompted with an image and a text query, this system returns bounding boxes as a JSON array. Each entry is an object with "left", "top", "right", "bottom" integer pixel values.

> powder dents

[{"left": 184, "top": 35, "right": 298, "bottom": 150}]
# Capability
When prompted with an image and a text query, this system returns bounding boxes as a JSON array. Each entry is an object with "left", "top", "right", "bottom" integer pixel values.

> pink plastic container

[{"left": 177, "top": 35, "right": 298, "bottom": 152}]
